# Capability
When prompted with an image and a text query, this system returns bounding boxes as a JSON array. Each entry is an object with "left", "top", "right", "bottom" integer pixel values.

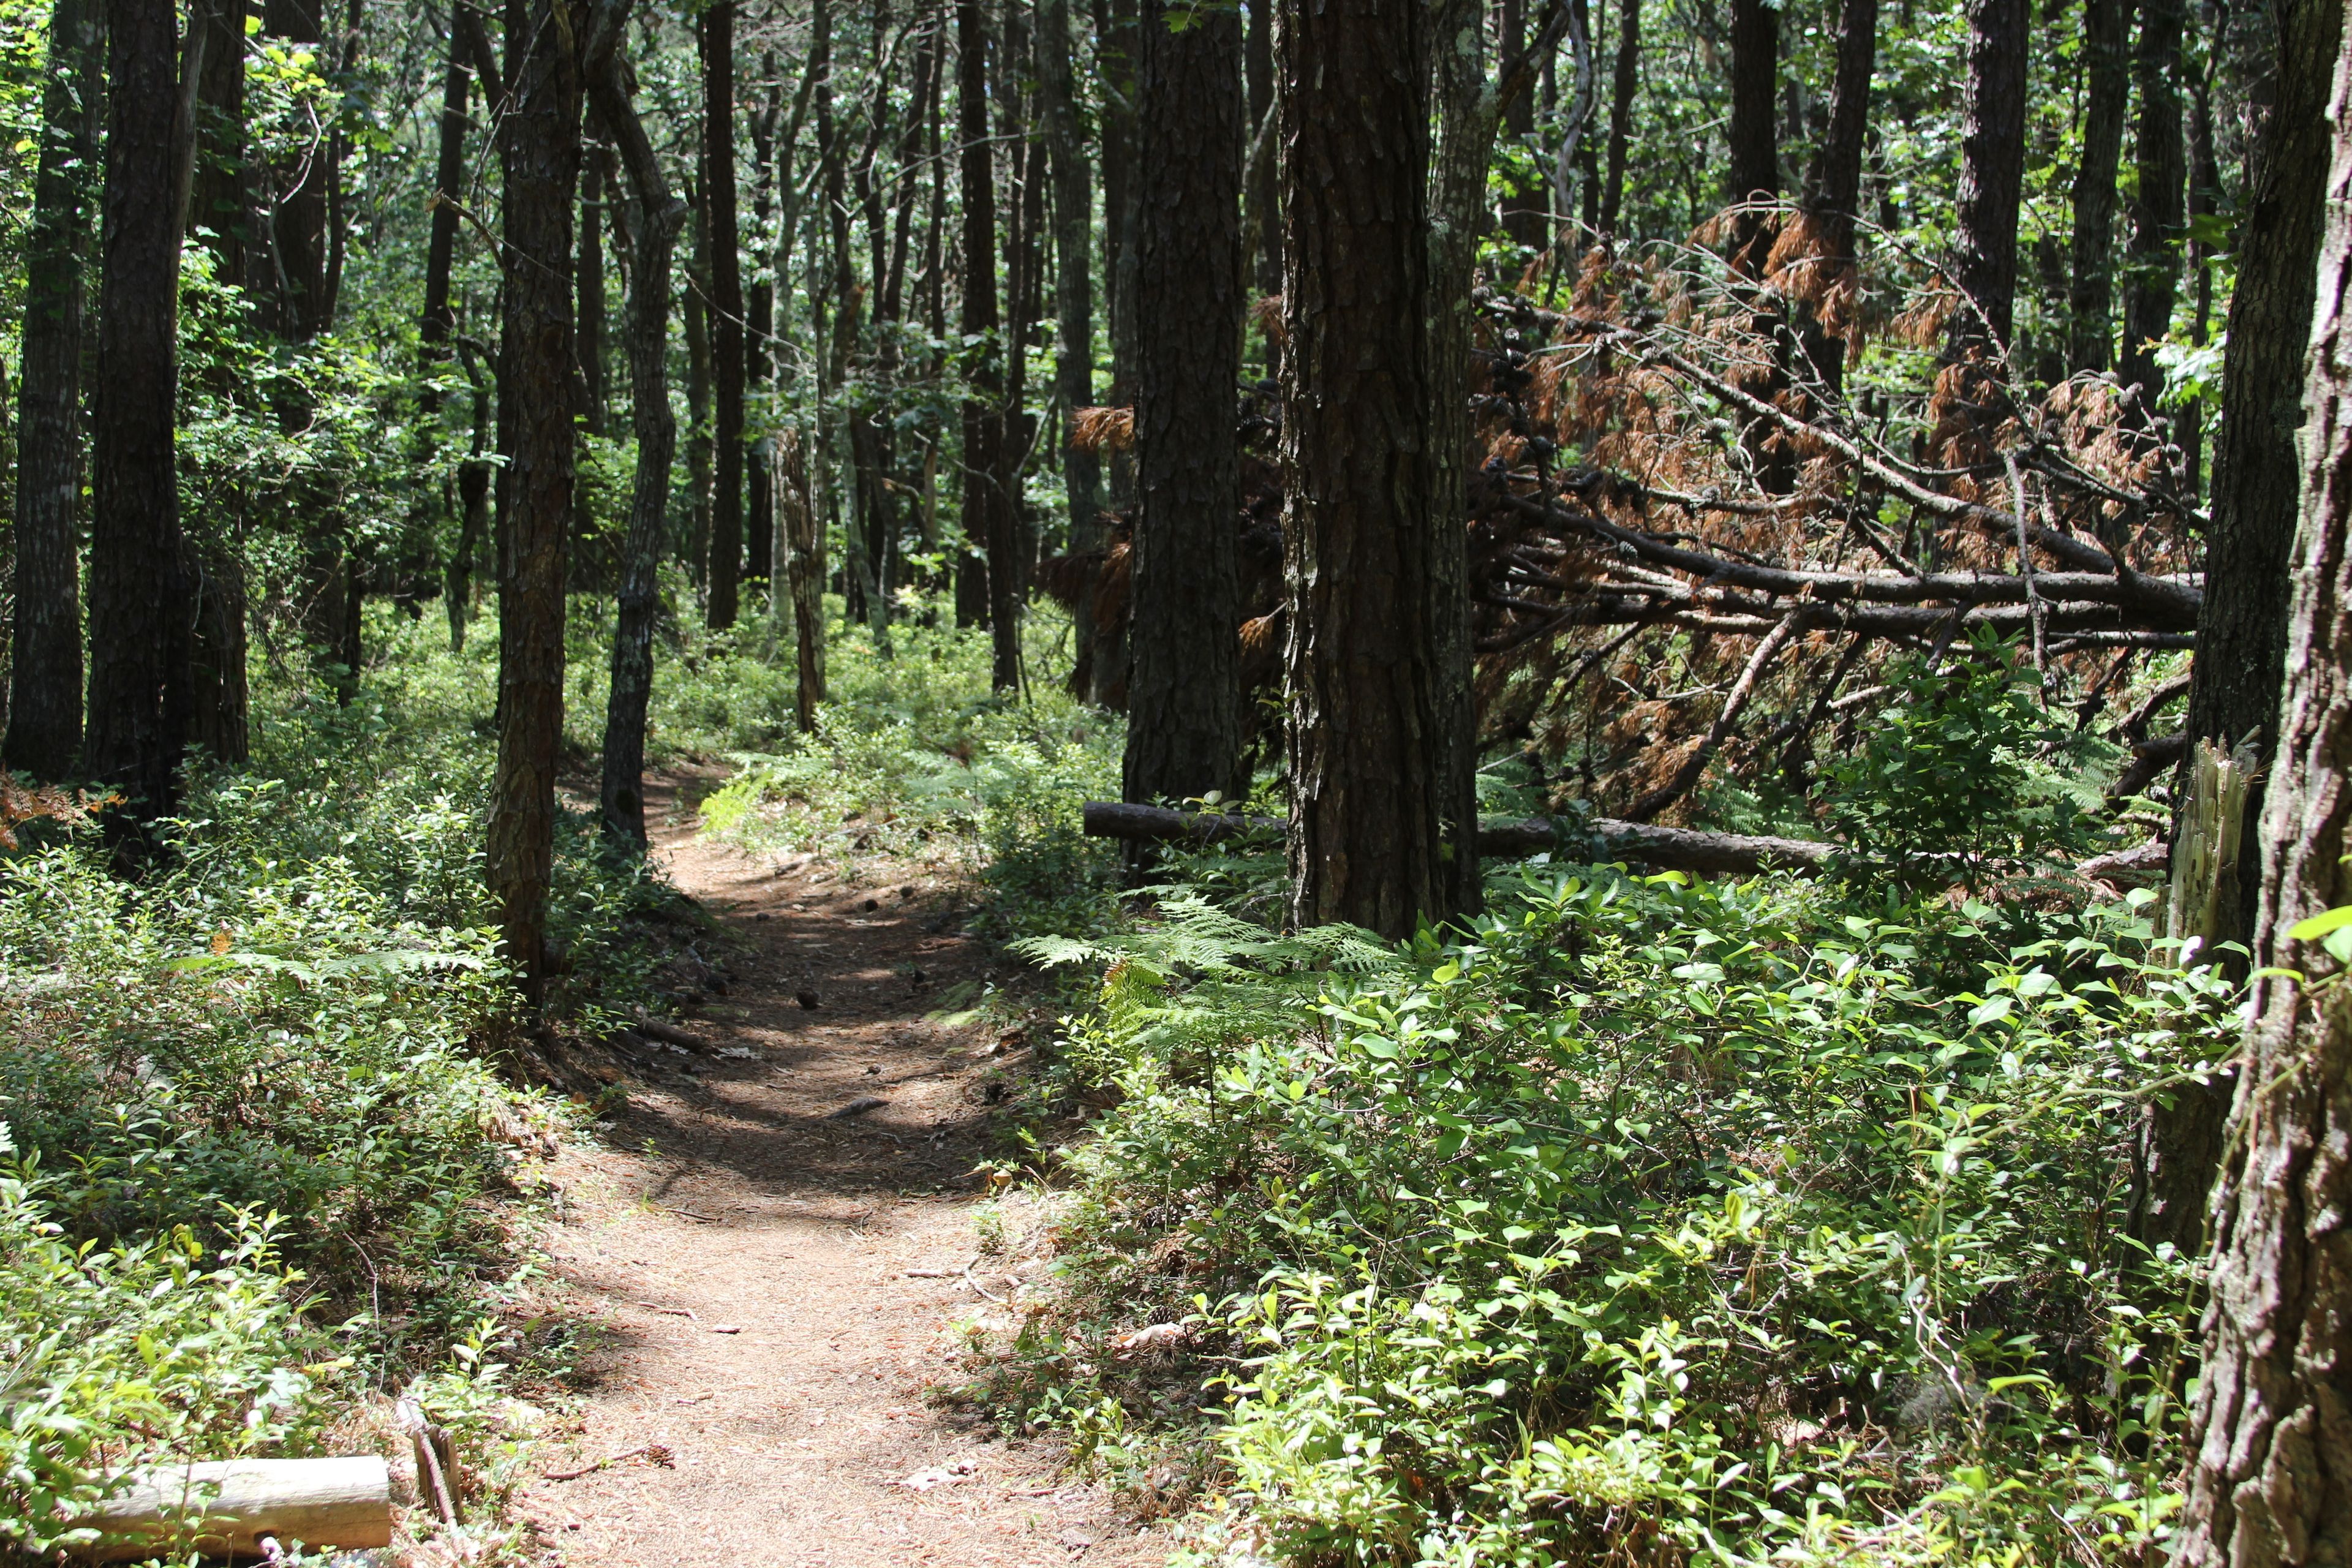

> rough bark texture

[
  {"left": 1799, "top": 0, "right": 1873, "bottom": 392},
  {"left": 588, "top": 1, "right": 684, "bottom": 849},
  {"left": 190, "top": 0, "right": 246, "bottom": 282},
  {"left": 2120, "top": 0, "right": 2188, "bottom": 409},
  {"left": 1039, "top": 0, "right": 1101, "bottom": 561},
  {"left": 264, "top": 0, "right": 330, "bottom": 339},
  {"left": 487, "top": 0, "right": 581, "bottom": 988},
  {"left": 578, "top": 150, "right": 607, "bottom": 435},
  {"left": 85, "top": 0, "right": 192, "bottom": 824},
  {"left": 1280, "top": 0, "right": 1464, "bottom": 938},
  {"left": 701, "top": 2, "right": 744, "bottom": 627},
  {"left": 780, "top": 426, "right": 824, "bottom": 732},
  {"left": 1725, "top": 0, "right": 1777, "bottom": 272},
  {"left": 1599, "top": 0, "right": 1639, "bottom": 235},
  {"left": 956, "top": 0, "right": 1017, "bottom": 688},
  {"left": 1951, "top": 0, "right": 2029, "bottom": 351},
  {"left": 2179, "top": 28, "right": 2352, "bottom": 1561},
  {"left": 2135, "top": 0, "right": 2352, "bottom": 1262},
  {"left": 2068, "top": 0, "right": 2133, "bottom": 372},
  {"left": 1123, "top": 0, "right": 1243, "bottom": 808},
  {"left": 6, "top": 0, "right": 102, "bottom": 780},
  {"left": 425, "top": 12, "right": 471, "bottom": 646}
]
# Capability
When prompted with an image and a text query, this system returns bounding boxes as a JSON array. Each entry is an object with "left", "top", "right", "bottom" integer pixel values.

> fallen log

[
  {"left": 67, "top": 1457, "right": 393, "bottom": 1561},
  {"left": 1080, "top": 801, "right": 1839, "bottom": 875}
]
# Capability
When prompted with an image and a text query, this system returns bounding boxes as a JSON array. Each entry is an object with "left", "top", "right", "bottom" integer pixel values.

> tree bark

[
  {"left": 1798, "top": 0, "right": 1873, "bottom": 393},
  {"left": 1123, "top": 0, "right": 1243, "bottom": 809},
  {"left": 683, "top": 180, "right": 713, "bottom": 592},
  {"left": 1096, "top": 0, "right": 1140, "bottom": 427},
  {"left": 85, "top": 0, "right": 193, "bottom": 827},
  {"left": 956, "top": 0, "right": 1017, "bottom": 688},
  {"left": 5, "top": 0, "right": 102, "bottom": 781},
  {"left": 1039, "top": 0, "right": 1100, "bottom": 568},
  {"left": 587, "top": 0, "right": 685, "bottom": 850},
  {"left": 701, "top": 1, "right": 745, "bottom": 628},
  {"left": 1599, "top": 0, "right": 1639, "bottom": 235},
  {"left": 2119, "top": 0, "right": 2188, "bottom": 412},
  {"left": 189, "top": 0, "right": 246, "bottom": 282},
  {"left": 486, "top": 0, "right": 581, "bottom": 989},
  {"left": 263, "top": 0, "right": 330, "bottom": 339},
  {"left": 1951, "top": 0, "right": 2029, "bottom": 353},
  {"left": 2135, "top": 0, "right": 2349, "bottom": 1261},
  {"left": 424, "top": 8, "right": 472, "bottom": 647},
  {"left": 2179, "top": 24, "right": 2352, "bottom": 1556},
  {"left": 2068, "top": 0, "right": 2133, "bottom": 372},
  {"left": 1725, "top": 0, "right": 1777, "bottom": 273},
  {"left": 578, "top": 148, "right": 607, "bottom": 436},
  {"left": 1280, "top": 0, "right": 1465, "bottom": 938},
  {"left": 780, "top": 425, "right": 824, "bottom": 731}
]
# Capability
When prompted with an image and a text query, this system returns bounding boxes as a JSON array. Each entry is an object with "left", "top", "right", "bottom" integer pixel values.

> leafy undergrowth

[
  {"left": 959, "top": 858, "right": 2231, "bottom": 1567},
  {"left": 0, "top": 614, "right": 680, "bottom": 1562},
  {"left": 693, "top": 599, "right": 1125, "bottom": 940}
]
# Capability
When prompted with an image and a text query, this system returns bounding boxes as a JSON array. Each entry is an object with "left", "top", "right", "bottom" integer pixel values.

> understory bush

[
  {"left": 996, "top": 868, "right": 2233, "bottom": 1567},
  {"left": 695, "top": 599, "right": 1123, "bottom": 936},
  {"left": 0, "top": 612, "right": 668, "bottom": 1558}
]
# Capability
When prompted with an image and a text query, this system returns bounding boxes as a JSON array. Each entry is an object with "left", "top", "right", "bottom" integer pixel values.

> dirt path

[{"left": 515, "top": 778, "right": 1171, "bottom": 1568}]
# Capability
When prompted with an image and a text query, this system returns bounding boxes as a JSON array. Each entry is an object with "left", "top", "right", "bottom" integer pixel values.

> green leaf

[{"left": 2287, "top": 906, "right": 2352, "bottom": 941}]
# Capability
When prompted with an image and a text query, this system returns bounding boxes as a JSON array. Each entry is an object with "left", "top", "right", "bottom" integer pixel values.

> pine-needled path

[{"left": 514, "top": 775, "right": 1172, "bottom": 1568}]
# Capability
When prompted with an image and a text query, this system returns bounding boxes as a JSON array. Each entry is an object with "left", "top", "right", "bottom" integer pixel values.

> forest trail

[{"left": 514, "top": 775, "right": 1172, "bottom": 1568}]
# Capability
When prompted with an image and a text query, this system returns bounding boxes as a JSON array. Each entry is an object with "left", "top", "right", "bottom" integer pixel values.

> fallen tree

[
  {"left": 1082, "top": 800, "right": 1838, "bottom": 875},
  {"left": 67, "top": 1458, "right": 394, "bottom": 1562}
]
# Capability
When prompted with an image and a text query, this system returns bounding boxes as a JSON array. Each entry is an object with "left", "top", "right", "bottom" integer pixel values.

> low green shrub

[
  {"left": 696, "top": 599, "right": 1124, "bottom": 936},
  {"left": 1000, "top": 869, "right": 2231, "bottom": 1567}
]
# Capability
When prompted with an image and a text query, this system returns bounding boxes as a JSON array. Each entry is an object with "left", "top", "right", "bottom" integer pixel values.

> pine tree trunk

[
  {"left": 2120, "top": 0, "right": 2187, "bottom": 412},
  {"left": 1951, "top": 0, "right": 2029, "bottom": 352},
  {"left": 780, "top": 426, "right": 824, "bottom": 731},
  {"left": 1280, "top": 0, "right": 1463, "bottom": 938},
  {"left": 1725, "top": 0, "right": 1777, "bottom": 271},
  {"left": 2135, "top": 0, "right": 2348, "bottom": 1259},
  {"left": 5, "top": 0, "right": 101, "bottom": 781},
  {"left": 1039, "top": 0, "right": 1099, "bottom": 565},
  {"left": 683, "top": 187, "right": 713, "bottom": 594},
  {"left": 1123, "top": 0, "right": 1243, "bottom": 809},
  {"left": 2068, "top": 0, "right": 2133, "bottom": 372},
  {"left": 486, "top": 0, "right": 581, "bottom": 989},
  {"left": 701, "top": 1, "right": 744, "bottom": 628},
  {"left": 265, "top": 0, "right": 331, "bottom": 337},
  {"left": 85, "top": 0, "right": 192, "bottom": 827},
  {"left": 1800, "top": 0, "right": 1873, "bottom": 394},
  {"left": 2178, "top": 27, "right": 2352, "bottom": 1554},
  {"left": 589, "top": 10, "right": 685, "bottom": 850},
  {"left": 956, "top": 0, "right": 1014, "bottom": 687},
  {"left": 578, "top": 151, "right": 607, "bottom": 437},
  {"left": 1599, "top": 0, "right": 1639, "bottom": 235},
  {"left": 425, "top": 15, "right": 472, "bottom": 647},
  {"left": 190, "top": 0, "right": 246, "bottom": 283}
]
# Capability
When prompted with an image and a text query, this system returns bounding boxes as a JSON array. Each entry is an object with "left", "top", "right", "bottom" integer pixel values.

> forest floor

[{"left": 510, "top": 773, "right": 1174, "bottom": 1568}]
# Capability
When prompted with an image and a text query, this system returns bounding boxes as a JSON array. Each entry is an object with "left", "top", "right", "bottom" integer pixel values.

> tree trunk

[
  {"left": 701, "top": 1, "right": 744, "bottom": 628},
  {"left": 1039, "top": 0, "right": 1100, "bottom": 569},
  {"left": 1951, "top": 0, "right": 2029, "bottom": 353},
  {"left": 683, "top": 183, "right": 713, "bottom": 594},
  {"left": 85, "top": 0, "right": 193, "bottom": 827},
  {"left": 956, "top": 0, "right": 1016, "bottom": 689},
  {"left": 264, "top": 0, "right": 330, "bottom": 339},
  {"left": 780, "top": 425, "right": 824, "bottom": 731},
  {"left": 1244, "top": 0, "right": 1280, "bottom": 325},
  {"left": 2068, "top": 0, "right": 2133, "bottom": 372},
  {"left": 578, "top": 148, "right": 607, "bottom": 436},
  {"left": 1123, "top": 0, "right": 1243, "bottom": 809},
  {"left": 1280, "top": 0, "right": 1463, "bottom": 938},
  {"left": 5, "top": 0, "right": 101, "bottom": 781},
  {"left": 190, "top": 0, "right": 246, "bottom": 282},
  {"left": 2133, "top": 0, "right": 2348, "bottom": 1260},
  {"left": 1799, "top": 0, "right": 1874, "bottom": 394},
  {"left": 425, "top": 10, "right": 472, "bottom": 647},
  {"left": 1725, "top": 0, "right": 1777, "bottom": 272},
  {"left": 2119, "top": 0, "right": 2187, "bottom": 412},
  {"left": 2178, "top": 24, "right": 2352, "bottom": 1555},
  {"left": 486, "top": 0, "right": 581, "bottom": 990},
  {"left": 587, "top": 0, "right": 685, "bottom": 850},
  {"left": 1599, "top": 0, "right": 1639, "bottom": 235},
  {"left": 1096, "top": 0, "right": 1140, "bottom": 426}
]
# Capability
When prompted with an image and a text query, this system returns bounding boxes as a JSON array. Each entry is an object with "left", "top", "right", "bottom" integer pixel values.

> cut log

[
  {"left": 67, "top": 1457, "right": 393, "bottom": 1561},
  {"left": 1080, "top": 801, "right": 1839, "bottom": 875}
]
